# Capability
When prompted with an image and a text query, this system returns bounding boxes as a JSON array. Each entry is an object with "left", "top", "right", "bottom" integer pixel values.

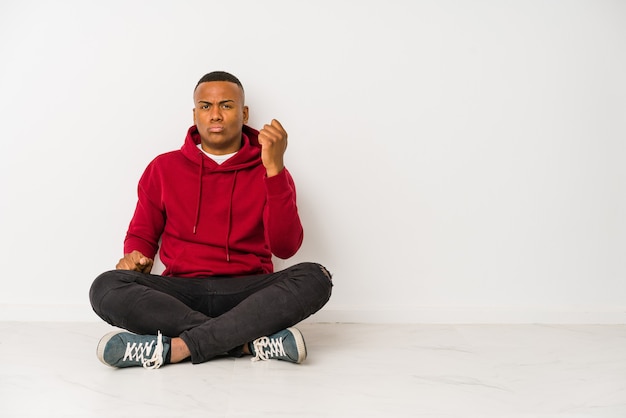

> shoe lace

[
  {"left": 251, "top": 335, "right": 286, "bottom": 362},
  {"left": 122, "top": 331, "right": 164, "bottom": 369}
]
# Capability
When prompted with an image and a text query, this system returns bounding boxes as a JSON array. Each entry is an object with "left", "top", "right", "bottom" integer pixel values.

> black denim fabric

[{"left": 89, "top": 262, "right": 332, "bottom": 364}]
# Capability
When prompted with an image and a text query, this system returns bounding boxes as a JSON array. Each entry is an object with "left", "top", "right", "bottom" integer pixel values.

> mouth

[{"left": 208, "top": 125, "right": 224, "bottom": 133}]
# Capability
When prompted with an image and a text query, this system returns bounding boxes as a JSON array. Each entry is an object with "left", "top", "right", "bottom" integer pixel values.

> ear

[
  {"left": 192, "top": 107, "right": 196, "bottom": 124},
  {"left": 242, "top": 106, "right": 249, "bottom": 124}
]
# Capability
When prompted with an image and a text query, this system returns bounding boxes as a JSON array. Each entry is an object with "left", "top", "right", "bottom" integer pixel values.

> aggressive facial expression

[{"left": 193, "top": 81, "right": 249, "bottom": 154}]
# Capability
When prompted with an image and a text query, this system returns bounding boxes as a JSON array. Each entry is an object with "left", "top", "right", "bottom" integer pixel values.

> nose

[{"left": 209, "top": 106, "right": 222, "bottom": 121}]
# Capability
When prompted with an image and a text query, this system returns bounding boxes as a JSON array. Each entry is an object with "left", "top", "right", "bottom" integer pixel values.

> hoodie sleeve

[
  {"left": 263, "top": 168, "right": 304, "bottom": 259},
  {"left": 123, "top": 161, "right": 165, "bottom": 259}
]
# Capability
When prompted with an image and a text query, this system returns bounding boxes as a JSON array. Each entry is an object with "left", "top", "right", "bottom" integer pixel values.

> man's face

[{"left": 193, "top": 81, "right": 249, "bottom": 155}]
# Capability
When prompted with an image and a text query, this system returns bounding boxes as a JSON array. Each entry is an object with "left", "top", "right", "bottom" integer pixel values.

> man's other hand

[{"left": 116, "top": 250, "right": 154, "bottom": 273}]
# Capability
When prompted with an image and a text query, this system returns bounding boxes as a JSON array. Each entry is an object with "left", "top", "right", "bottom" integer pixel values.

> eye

[
  {"left": 222, "top": 104, "right": 232, "bottom": 109},
  {"left": 200, "top": 103, "right": 209, "bottom": 109}
]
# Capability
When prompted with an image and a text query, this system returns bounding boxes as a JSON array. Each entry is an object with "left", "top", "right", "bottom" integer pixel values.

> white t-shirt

[{"left": 197, "top": 144, "right": 237, "bottom": 165}]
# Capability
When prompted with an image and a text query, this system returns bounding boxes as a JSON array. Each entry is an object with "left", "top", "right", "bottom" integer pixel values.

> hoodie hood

[{"left": 181, "top": 124, "right": 261, "bottom": 172}]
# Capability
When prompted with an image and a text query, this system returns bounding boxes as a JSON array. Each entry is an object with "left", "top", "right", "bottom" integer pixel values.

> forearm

[
  {"left": 264, "top": 169, "right": 303, "bottom": 258},
  {"left": 124, "top": 180, "right": 165, "bottom": 260}
]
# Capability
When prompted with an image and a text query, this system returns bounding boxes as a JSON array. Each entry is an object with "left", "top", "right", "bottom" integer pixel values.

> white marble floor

[{"left": 0, "top": 322, "right": 625, "bottom": 417}]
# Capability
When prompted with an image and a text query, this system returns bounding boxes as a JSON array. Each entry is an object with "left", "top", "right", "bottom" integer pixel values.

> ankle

[{"left": 170, "top": 337, "right": 191, "bottom": 363}]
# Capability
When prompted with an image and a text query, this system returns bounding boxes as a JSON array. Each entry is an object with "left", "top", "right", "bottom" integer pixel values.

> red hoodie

[{"left": 123, "top": 125, "right": 304, "bottom": 277}]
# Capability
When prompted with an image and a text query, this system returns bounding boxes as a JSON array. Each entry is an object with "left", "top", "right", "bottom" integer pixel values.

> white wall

[{"left": 1, "top": 0, "right": 624, "bottom": 323}]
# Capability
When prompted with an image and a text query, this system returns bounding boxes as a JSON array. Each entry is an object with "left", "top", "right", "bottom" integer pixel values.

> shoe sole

[
  {"left": 96, "top": 331, "right": 124, "bottom": 368},
  {"left": 287, "top": 327, "right": 307, "bottom": 364}
]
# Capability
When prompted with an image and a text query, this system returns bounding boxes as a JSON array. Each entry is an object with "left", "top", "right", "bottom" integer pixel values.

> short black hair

[{"left": 195, "top": 71, "right": 244, "bottom": 92}]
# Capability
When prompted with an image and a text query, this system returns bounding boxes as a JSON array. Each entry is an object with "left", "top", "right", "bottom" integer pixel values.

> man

[{"left": 89, "top": 71, "right": 332, "bottom": 369}]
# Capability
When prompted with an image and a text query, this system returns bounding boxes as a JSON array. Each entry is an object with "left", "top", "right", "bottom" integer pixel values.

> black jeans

[{"left": 89, "top": 262, "right": 333, "bottom": 364}]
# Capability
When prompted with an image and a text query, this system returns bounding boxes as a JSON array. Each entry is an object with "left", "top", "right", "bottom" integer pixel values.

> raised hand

[{"left": 258, "top": 119, "right": 288, "bottom": 177}]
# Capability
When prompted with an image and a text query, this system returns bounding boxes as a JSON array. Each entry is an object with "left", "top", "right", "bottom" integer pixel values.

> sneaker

[
  {"left": 250, "top": 327, "right": 307, "bottom": 364},
  {"left": 97, "top": 330, "right": 170, "bottom": 369}
]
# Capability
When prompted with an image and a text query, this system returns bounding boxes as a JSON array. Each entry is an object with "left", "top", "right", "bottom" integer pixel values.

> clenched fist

[
  {"left": 116, "top": 250, "right": 154, "bottom": 273},
  {"left": 258, "top": 119, "right": 288, "bottom": 177}
]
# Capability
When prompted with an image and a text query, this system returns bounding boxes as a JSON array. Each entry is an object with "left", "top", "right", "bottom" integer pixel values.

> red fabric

[{"left": 123, "top": 125, "right": 303, "bottom": 277}]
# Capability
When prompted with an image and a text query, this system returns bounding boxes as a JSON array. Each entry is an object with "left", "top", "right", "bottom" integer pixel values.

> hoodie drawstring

[
  {"left": 193, "top": 153, "right": 237, "bottom": 263},
  {"left": 193, "top": 154, "right": 204, "bottom": 235},
  {"left": 225, "top": 171, "right": 237, "bottom": 262}
]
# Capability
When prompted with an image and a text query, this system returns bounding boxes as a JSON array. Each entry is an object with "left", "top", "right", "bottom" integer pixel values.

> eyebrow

[{"left": 197, "top": 99, "right": 236, "bottom": 105}]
